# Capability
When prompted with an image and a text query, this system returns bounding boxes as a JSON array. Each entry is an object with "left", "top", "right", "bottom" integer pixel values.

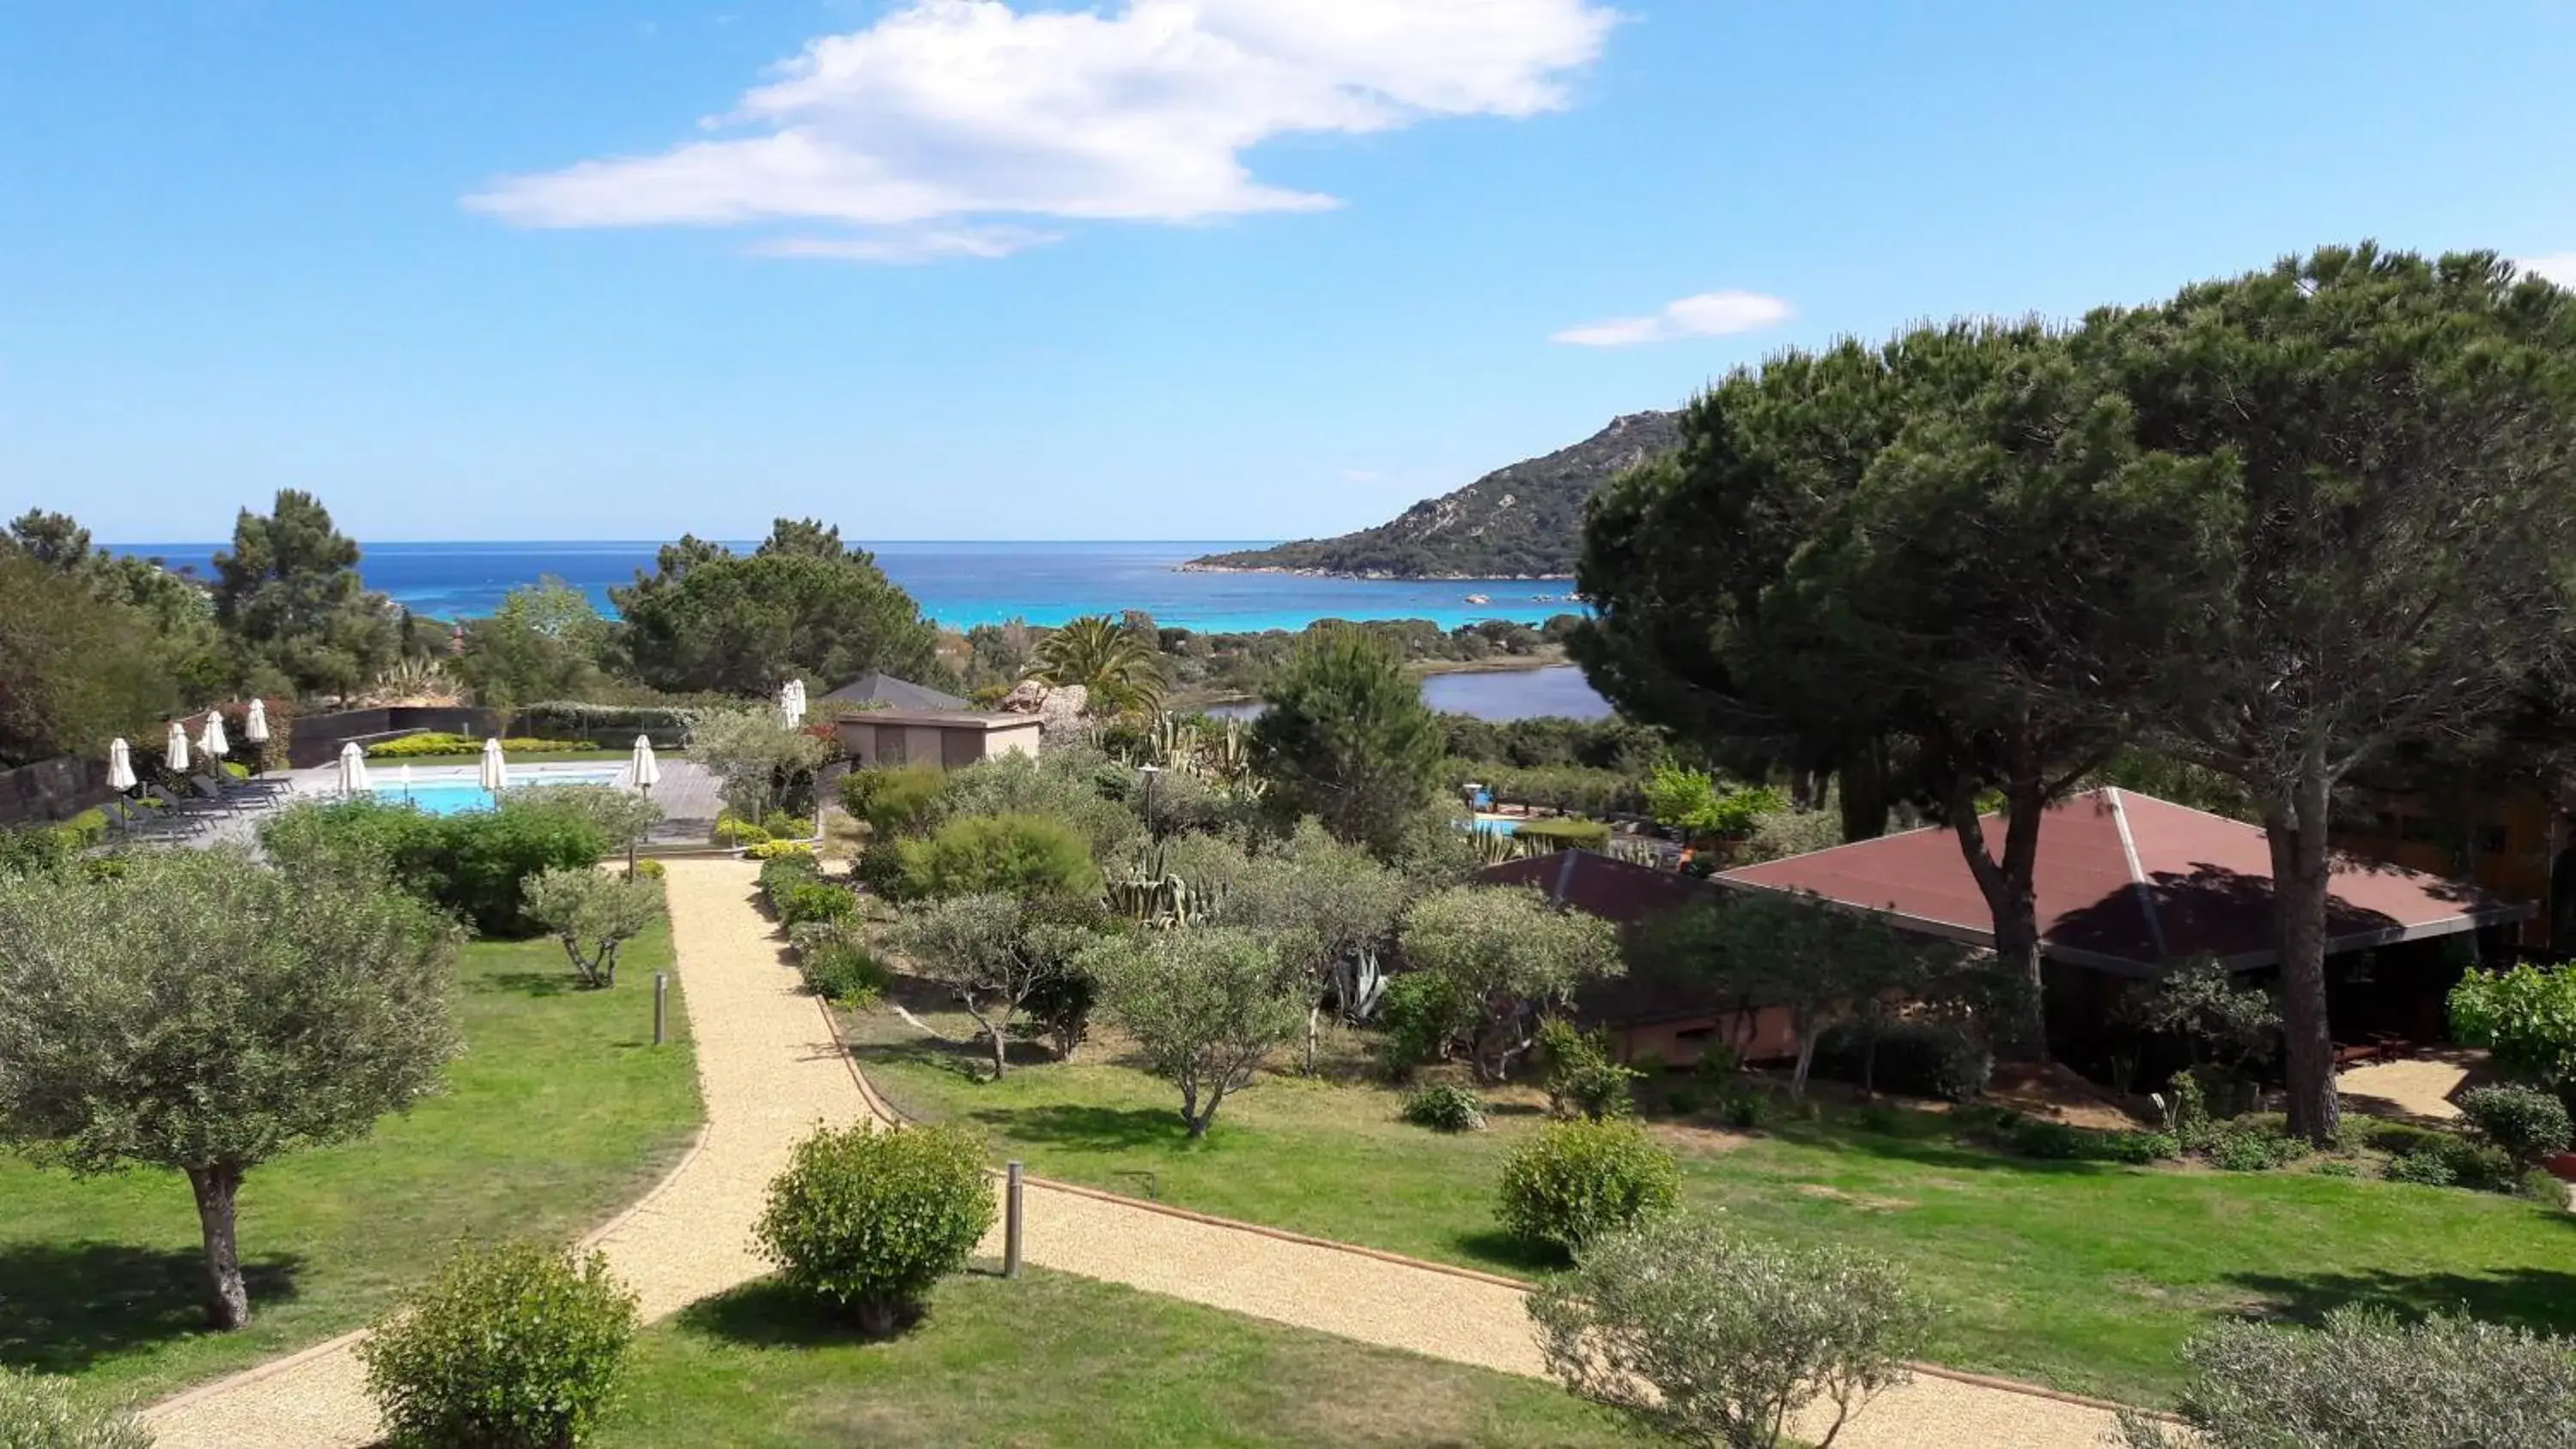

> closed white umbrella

[
  {"left": 242, "top": 699, "right": 270, "bottom": 745},
  {"left": 199, "top": 712, "right": 229, "bottom": 761},
  {"left": 106, "top": 737, "right": 137, "bottom": 792},
  {"left": 479, "top": 737, "right": 508, "bottom": 794},
  {"left": 165, "top": 722, "right": 190, "bottom": 773},
  {"left": 399, "top": 763, "right": 415, "bottom": 800},
  {"left": 337, "top": 742, "right": 371, "bottom": 796},
  {"left": 626, "top": 734, "right": 661, "bottom": 793},
  {"left": 779, "top": 679, "right": 805, "bottom": 728}
]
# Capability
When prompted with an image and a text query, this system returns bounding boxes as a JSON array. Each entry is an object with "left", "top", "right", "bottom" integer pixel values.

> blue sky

[{"left": 4, "top": 0, "right": 2572, "bottom": 544}]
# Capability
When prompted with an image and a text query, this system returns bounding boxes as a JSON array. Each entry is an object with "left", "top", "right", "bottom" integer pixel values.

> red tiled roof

[{"left": 1716, "top": 787, "right": 2530, "bottom": 976}]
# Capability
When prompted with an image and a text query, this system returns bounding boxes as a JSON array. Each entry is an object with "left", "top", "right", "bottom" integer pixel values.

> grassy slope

[
  {"left": 848, "top": 1013, "right": 2576, "bottom": 1405},
  {"left": 0, "top": 925, "right": 702, "bottom": 1400},
  {"left": 604, "top": 1268, "right": 1629, "bottom": 1449}
]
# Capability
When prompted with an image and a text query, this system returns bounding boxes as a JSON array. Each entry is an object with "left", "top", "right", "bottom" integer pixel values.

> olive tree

[
  {"left": 1398, "top": 885, "right": 1622, "bottom": 1083},
  {"left": 1080, "top": 927, "right": 1307, "bottom": 1137},
  {"left": 1528, "top": 1213, "right": 1930, "bottom": 1449},
  {"left": 2121, "top": 1307, "right": 2576, "bottom": 1449},
  {"left": 0, "top": 846, "right": 460, "bottom": 1329},
  {"left": 1224, "top": 819, "right": 1410, "bottom": 1069},
  {"left": 1656, "top": 891, "right": 1935, "bottom": 1100},
  {"left": 523, "top": 867, "right": 662, "bottom": 989},
  {"left": 890, "top": 893, "right": 1088, "bottom": 1081},
  {"left": 689, "top": 706, "right": 834, "bottom": 824}
]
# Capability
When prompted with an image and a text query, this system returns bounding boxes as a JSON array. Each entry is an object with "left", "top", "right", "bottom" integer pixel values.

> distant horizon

[{"left": 102, "top": 537, "right": 1286, "bottom": 550}]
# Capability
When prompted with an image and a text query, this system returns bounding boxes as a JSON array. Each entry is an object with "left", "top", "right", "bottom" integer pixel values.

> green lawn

[
  {"left": 0, "top": 925, "right": 702, "bottom": 1400},
  {"left": 601, "top": 1268, "right": 1628, "bottom": 1449},
  {"left": 847, "top": 1007, "right": 2576, "bottom": 1405}
]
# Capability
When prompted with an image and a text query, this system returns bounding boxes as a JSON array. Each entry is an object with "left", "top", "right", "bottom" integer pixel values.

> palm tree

[{"left": 1026, "top": 615, "right": 1164, "bottom": 715}]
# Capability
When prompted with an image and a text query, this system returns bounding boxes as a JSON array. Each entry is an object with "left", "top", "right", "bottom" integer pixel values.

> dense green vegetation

[{"left": 1189, "top": 411, "right": 1681, "bottom": 579}]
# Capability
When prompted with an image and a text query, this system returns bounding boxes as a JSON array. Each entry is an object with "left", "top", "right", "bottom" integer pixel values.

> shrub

[
  {"left": 1720, "top": 1089, "right": 1768, "bottom": 1131},
  {"left": 1692, "top": 1043, "right": 1742, "bottom": 1084},
  {"left": 2458, "top": 1084, "right": 2573, "bottom": 1165},
  {"left": 754, "top": 1122, "right": 996, "bottom": 1335},
  {"left": 1665, "top": 1088, "right": 1704, "bottom": 1116},
  {"left": 2388, "top": 1149, "right": 2461, "bottom": 1186},
  {"left": 1375, "top": 971, "right": 1473, "bottom": 1079},
  {"left": 789, "top": 922, "right": 892, "bottom": 1004},
  {"left": 2104, "top": 1131, "right": 2180, "bottom": 1164},
  {"left": 756, "top": 851, "right": 821, "bottom": 897},
  {"left": 2008, "top": 1119, "right": 2094, "bottom": 1161},
  {"left": 2359, "top": 1119, "right": 2455, "bottom": 1158},
  {"left": 2518, "top": 1167, "right": 2567, "bottom": 1205},
  {"left": 1628, "top": 1051, "right": 1668, "bottom": 1080},
  {"left": 714, "top": 815, "right": 771, "bottom": 847},
  {"left": 633, "top": 858, "right": 666, "bottom": 880},
  {"left": 2118, "top": 1306, "right": 2576, "bottom": 1449},
  {"left": 2309, "top": 1157, "right": 2362, "bottom": 1178},
  {"left": 745, "top": 839, "right": 815, "bottom": 861},
  {"left": 1513, "top": 816, "right": 1613, "bottom": 852},
  {"left": 357, "top": 1240, "right": 639, "bottom": 1449},
  {"left": 1402, "top": 1083, "right": 1487, "bottom": 1132},
  {"left": 840, "top": 764, "right": 946, "bottom": 840},
  {"left": 368, "top": 732, "right": 601, "bottom": 759},
  {"left": 258, "top": 799, "right": 605, "bottom": 937},
  {"left": 2208, "top": 1127, "right": 2305, "bottom": 1173},
  {"left": 1497, "top": 1119, "right": 1680, "bottom": 1252},
  {"left": 761, "top": 809, "right": 811, "bottom": 841},
  {"left": 1528, "top": 1215, "right": 1929, "bottom": 1449},
  {"left": 897, "top": 814, "right": 1102, "bottom": 902},
  {"left": 776, "top": 880, "right": 856, "bottom": 928},
  {"left": 2441, "top": 1139, "right": 2521, "bottom": 1192},
  {"left": 1813, "top": 1020, "right": 1993, "bottom": 1103},
  {"left": 1539, "top": 1018, "right": 1637, "bottom": 1120},
  {"left": 0, "top": 1367, "right": 153, "bottom": 1449}
]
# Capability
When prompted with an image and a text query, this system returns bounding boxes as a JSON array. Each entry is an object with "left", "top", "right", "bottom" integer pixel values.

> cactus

[{"left": 1103, "top": 871, "right": 1228, "bottom": 929}]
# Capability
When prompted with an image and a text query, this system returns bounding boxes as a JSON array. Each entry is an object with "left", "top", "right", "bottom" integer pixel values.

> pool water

[
  {"left": 1471, "top": 816, "right": 1517, "bottom": 835},
  {"left": 370, "top": 771, "right": 623, "bottom": 816}
]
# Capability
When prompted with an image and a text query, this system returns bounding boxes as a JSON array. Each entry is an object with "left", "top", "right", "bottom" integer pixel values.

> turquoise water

[
  {"left": 372, "top": 770, "right": 623, "bottom": 815},
  {"left": 1206, "top": 664, "right": 1612, "bottom": 723},
  {"left": 107, "top": 539, "right": 1587, "bottom": 634}
]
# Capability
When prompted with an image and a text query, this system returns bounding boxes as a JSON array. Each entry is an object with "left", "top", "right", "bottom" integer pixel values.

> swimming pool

[{"left": 368, "top": 768, "right": 625, "bottom": 816}]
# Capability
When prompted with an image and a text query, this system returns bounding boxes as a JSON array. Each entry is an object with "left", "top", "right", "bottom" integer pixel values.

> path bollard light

[
  {"left": 653, "top": 972, "right": 668, "bottom": 1046},
  {"left": 1005, "top": 1161, "right": 1025, "bottom": 1279}
]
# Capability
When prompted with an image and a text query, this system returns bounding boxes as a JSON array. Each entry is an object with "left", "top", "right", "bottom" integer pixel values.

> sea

[
  {"left": 110, "top": 539, "right": 1585, "bottom": 634},
  {"left": 109, "top": 538, "right": 1615, "bottom": 719}
]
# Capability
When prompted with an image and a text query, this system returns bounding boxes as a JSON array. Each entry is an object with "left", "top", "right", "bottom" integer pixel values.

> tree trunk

[
  {"left": 1838, "top": 738, "right": 1893, "bottom": 842},
  {"left": 186, "top": 1162, "right": 250, "bottom": 1331},
  {"left": 2267, "top": 761, "right": 2342, "bottom": 1145},
  {"left": 1790, "top": 1026, "right": 1818, "bottom": 1100},
  {"left": 1305, "top": 1002, "right": 1323, "bottom": 1076},
  {"left": 1946, "top": 755, "right": 2050, "bottom": 1061}
]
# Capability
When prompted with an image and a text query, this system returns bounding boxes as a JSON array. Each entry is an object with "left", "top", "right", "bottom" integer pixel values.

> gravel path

[
  {"left": 147, "top": 858, "right": 2130, "bottom": 1447},
  {"left": 143, "top": 859, "right": 860, "bottom": 1447}
]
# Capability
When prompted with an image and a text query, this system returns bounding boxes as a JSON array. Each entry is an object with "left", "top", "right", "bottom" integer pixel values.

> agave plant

[
  {"left": 359, "top": 656, "right": 465, "bottom": 707},
  {"left": 1027, "top": 615, "right": 1164, "bottom": 716}
]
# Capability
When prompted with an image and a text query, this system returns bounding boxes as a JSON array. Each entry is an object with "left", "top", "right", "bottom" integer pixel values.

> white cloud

[
  {"left": 1551, "top": 290, "right": 1795, "bottom": 347},
  {"left": 467, "top": 0, "right": 1616, "bottom": 261},
  {"left": 2517, "top": 252, "right": 2576, "bottom": 288},
  {"left": 746, "top": 225, "right": 1062, "bottom": 263}
]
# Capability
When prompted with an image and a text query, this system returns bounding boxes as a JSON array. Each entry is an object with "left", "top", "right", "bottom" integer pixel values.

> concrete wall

[
  {"left": 835, "top": 718, "right": 1045, "bottom": 770},
  {"left": 1612, "top": 1007, "right": 1801, "bottom": 1068}
]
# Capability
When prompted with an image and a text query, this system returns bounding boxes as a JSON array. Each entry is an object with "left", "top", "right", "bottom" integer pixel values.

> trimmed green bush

[
  {"left": 788, "top": 922, "right": 892, "bottom": 1003},
  {"left": 1497, "top": 1119, "right": 1680, "bottom": 1252},
  {"left": 0, "top": 1367, "right": 152, "bottom": 1449},
  {"left": 2359, "top": 1119, "right": 2455, "bottom": 1158},
  {"left": 2207, "top": 1126, "right": 2306, "bottom": 1173},
  {"left": 754, "top": 1121, "right": 997, "bottom": 1336},
  {"left": 897, "top": 813, "right": 1101, "bottom": 902},
  {"left": 2458, "top": 1084, "right": 2573, "bottom": 1165},
  {"left": 2518, "top": 1167, "right": 2568, "bottom": 1205},
  {"left": 745, "top": 839, "right": 815, "bottom": 861},
  {"left": 357, "top": 1240, "right": 639, "bottom": 1449},
  {"left": 840, "top": 764, "right": 946, "bottom": 839},
  {"left": 1513, "top": 816, "right": 1613, "bottom": 852},
  {"left": 258, "top": 798, "right": 607, "bottom": 937},
  {"left": 775, "top": 880, "right": 856, "bottom": 928},
  {"left": 1401, "top": 1083, "right": 1487, "bottom": 1132},
  {"left": 2385, "top": 1149, "right": 2460, "bottom": 1186},
  {"left": 368, "top": 732, "right": 600, "bottom": 758}
]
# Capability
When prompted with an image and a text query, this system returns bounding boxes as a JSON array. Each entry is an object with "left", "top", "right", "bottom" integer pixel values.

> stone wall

[{"left": 0, "top": 755, "right": 112, "bottom": 827}]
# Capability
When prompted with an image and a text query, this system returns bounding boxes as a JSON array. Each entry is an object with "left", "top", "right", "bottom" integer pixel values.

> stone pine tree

[
  {"left": 2075, "top": 244, "right": 2576, "bottom": 1143},
  {"left": 0, "top": 847, "right": 460, "bottom": 1329},
  {"left": 1578, "top": 325, "right": 2200, "bottom": 1056},
  {"left": 213, "top": 488, "right": 398, "bottom": 699},
  {"left": 611, "top": 518, "right": 942, "bottom": 694},
  {"left": 1249, "top": 627, "right": 1443, "bottom": 858}
]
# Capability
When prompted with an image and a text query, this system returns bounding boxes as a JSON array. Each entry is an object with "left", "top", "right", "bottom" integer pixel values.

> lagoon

[{"left": 1206, "top": 664, "right": 1612, "bottom": 723}]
